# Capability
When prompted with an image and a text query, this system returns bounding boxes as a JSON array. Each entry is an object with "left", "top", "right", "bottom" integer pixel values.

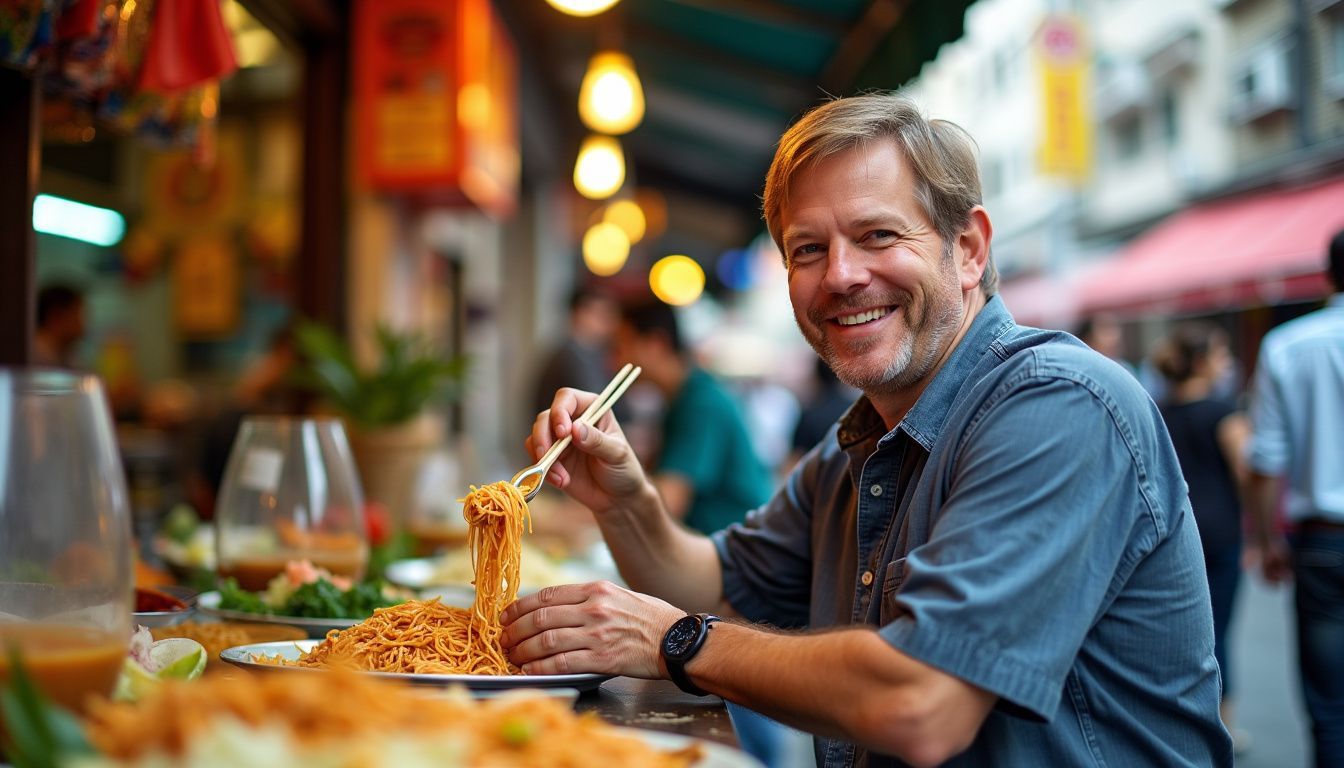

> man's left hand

[{"left": 500, "top": 581, "right": 683, "bottom": 678}]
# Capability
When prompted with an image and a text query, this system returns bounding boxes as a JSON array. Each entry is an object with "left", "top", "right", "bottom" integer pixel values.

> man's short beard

[{"left": 797, "top": 241, "right": 962, "bottom": 397}]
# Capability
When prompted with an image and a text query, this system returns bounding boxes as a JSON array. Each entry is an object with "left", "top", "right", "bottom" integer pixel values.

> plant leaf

[
  {"left": 1, "top": 648, "right": 95, "bottom": 768},
  {"left": 293, "top": 321, "right": 470, "bottom": 427}
]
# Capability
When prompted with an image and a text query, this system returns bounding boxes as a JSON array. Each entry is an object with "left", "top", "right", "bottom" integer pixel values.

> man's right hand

[
  {"left": 527, "top": 387, "right": 653, "bottom": 514},
  {"left": 1252, "top": 536, "right": 1293, "bottom": 584}
]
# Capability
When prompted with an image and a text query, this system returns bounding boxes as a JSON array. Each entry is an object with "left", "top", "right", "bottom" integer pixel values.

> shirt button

[
  {"left": 861, "top": 570, "right": 874, "bottom": 586},
  {"left": 869, "top": 484, "right": 883, "bottom": 497}
]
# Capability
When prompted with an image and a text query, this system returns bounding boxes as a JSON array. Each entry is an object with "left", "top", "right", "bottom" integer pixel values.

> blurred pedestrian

[
  {"left": 1153, "top": 323, "right": 1250, "bottom": 747},
  {"left": 1245, "top": 228, "right": 1344, "bottom": 768},
  {"left": 788, "top": 356, "right": 859, "bottom": 470},
  {"left": 532, "top": 287, "right": 620, "bottom": 417},
  {"left": 33, "top": 283, "right": 86, "bottom": 368},
  {"left": 611, "top": 299, "right": 770, "bottom": 535},
  {"left": 1076, "top": 314, "right": 1136, "bottom": 375}
]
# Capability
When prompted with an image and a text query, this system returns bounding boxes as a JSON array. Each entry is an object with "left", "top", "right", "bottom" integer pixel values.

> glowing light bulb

[
  {"left": 602, "top": 199, "right": 646, "bottom": 244},
  {"left": 582, "top": 222, "right": 630, "bottom": 276},
  {"left": 579, "top": 52, "right": 644, "bottom": 135},
  {"left": 545, "top": 0, "right": 621, "bottom": 17},
  {"left": 573, "top": 134, "right": 625, "bottom": 200},
  {"left": 649, "top": 254, "right": 705, "bottom": 306}
]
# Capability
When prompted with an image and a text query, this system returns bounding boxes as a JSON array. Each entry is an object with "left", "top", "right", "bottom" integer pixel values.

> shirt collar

[{"left": 836, "top": 295, "right": 1016, "bottom": 452}]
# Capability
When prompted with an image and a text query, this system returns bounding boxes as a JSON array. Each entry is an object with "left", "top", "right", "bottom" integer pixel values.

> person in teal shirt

[{"left": 614, "top": 300, "right": 771, "bottom": 535}]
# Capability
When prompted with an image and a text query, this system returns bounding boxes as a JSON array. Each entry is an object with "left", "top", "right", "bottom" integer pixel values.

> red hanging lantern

[{"left": 137, "top": 0, "right": 237, "bottom": 93}]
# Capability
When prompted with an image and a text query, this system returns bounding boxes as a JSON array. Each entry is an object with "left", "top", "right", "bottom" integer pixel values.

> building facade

[{"left": 909, "top": 0, "right": 1344, "bottom": 336}]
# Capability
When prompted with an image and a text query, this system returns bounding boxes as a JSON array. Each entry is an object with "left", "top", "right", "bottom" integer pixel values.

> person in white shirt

[{"left": 1245, "top": 227, "right": 1344, "bottom": 768}]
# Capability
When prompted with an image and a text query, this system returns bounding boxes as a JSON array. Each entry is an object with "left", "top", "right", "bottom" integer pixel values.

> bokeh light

[
  {"left": 602, "top": 199, "right": 646, "bottom": 244},
  {"left": 573, "top": 135, "right": 625, "bottom": 200},
  {"left": 582, "top": 222, "right": 630, "bottom": 276},
  {"left": 545, "top": 0, "right": 621, "bottom": 17},
  {"left": 579, "top": 52, "right": 644, "bottom": 135},
  {"left": 650, "top": 254, "right": 705, "bottom": 306}
]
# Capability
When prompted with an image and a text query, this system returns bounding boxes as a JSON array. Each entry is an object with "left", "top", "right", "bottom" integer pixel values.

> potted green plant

[{"left": 294, "top": 321, "right": 467, "bottom": 532}]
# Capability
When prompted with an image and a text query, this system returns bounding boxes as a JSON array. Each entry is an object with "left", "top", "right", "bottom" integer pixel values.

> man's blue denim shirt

[{"left": 713, "top": 296, "right": 1232, "bottom": 767}]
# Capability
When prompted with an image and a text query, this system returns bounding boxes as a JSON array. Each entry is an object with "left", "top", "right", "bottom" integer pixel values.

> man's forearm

[
  {"left": 596, "top": 482, "right": 724, "bottom": 612},
  {"left": 686, "top": 623, "right": 995, "bottom": 767},
  {"left": 1245, "top": 471, "right": 1280, "bottom": 545}
]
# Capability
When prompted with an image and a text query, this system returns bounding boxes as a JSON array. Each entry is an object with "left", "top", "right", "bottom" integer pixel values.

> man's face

[{"left": 780, "top": 139, "right": 967, "bottom": 397}]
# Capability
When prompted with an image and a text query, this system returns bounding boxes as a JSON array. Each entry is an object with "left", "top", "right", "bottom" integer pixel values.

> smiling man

[{"left": 505, "top": 94, "right": 1231, "bottom": 767}]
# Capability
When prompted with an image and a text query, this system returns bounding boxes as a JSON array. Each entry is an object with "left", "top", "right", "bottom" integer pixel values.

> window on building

[
  {"left": 1230, "top": 36, "right": 1294, "bottom": 121},
  {"left": 1160, "top": 88, "right": 1179, "bottom": 143},
  {"left": 1235, "top": 69, "right": 1257, "bottom": 103},
  {"left": 1331, "top": 18, "right": 1344, "bottom": 96},
  {"left": 1112, "top": 114, "right": 1143, "bottom": 162},
  {"left": 992, "top": 48, "right": 1008, "bottom": 94},
  {"left": 982, "top": 155, "right": 1003, "bottom": 199}
]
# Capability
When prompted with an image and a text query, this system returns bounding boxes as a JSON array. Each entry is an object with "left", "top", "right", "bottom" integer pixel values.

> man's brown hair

[{"left": 762, "top": 93, "right": 997, "bottom": 296}]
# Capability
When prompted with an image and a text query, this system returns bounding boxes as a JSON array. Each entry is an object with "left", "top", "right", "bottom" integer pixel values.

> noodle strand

[{"left": 281, "top": 481, "right": 531, "bottom": 675}]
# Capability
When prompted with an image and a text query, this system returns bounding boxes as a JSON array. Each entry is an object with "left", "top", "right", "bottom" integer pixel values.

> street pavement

[{"left": 1231, "top": 574, "right": 1309, "bottom": 767}]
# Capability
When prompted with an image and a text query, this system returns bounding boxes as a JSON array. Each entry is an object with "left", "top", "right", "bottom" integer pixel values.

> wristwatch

[{"left": 660, "top": 613, "right": 720, "bottom": 696}]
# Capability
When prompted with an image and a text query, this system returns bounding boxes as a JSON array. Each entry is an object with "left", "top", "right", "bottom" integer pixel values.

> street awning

[
  {"left": 1077, "top": 176, "right": 1344, "bottom": 317},
  {"left": 999, "top": 270, "right": 1087, "bottom": 329}
]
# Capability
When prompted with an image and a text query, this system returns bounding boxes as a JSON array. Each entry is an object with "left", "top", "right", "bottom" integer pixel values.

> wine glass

[
  {"left": 214, "top": 417, "right": 367, "bottom": 592},
  {"left": 407, "top": 451, "right": 469, "bottom": 555},
  {"left": 0, "top": 369, "right": 133, "bottom": 717}
]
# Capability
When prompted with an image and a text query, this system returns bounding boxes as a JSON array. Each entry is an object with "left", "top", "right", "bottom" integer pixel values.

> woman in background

[{"left": 1154, "top": 322, "right": 1251, "bottom": 748}]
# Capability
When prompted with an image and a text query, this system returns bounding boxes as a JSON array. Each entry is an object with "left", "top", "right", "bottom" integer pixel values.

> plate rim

[
  {"left": 382, "top": 556, "right": 611, "bottom": 591},
  {"left": 626, "top": 729, "right": 764, "bottom": 768},
  {"left": 219, "top": 639, "right": 614, "bottom": 688}
]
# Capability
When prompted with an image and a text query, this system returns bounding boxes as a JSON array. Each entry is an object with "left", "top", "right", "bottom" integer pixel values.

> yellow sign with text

[{"left": 1036, "top": 15, "right": 1091, "bottom": 181}]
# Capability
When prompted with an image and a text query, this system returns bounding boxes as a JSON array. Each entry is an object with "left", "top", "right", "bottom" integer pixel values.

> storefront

[{"left": 1, "top": 0, "right": 348, "bottom": 373}]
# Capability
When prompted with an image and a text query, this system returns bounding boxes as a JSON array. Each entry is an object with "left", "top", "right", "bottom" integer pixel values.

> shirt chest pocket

[{"left": 877, "top": 557, "right": 908, "bottom": 625}]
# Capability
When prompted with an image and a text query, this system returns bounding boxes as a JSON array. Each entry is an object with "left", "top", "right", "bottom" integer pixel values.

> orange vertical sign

[
  {"left": 1036, "top": 15, "right": 1092, "bottom": 182},
  {"left": 354, "top": 0, "right": 518, "bottom": 216}
]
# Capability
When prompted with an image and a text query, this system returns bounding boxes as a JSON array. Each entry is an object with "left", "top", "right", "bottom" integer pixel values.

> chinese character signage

[{"left": 354, "top": 0, "right": 518, "bottom": 217}]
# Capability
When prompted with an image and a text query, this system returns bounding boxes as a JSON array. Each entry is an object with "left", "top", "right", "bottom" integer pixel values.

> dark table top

[{"left": 577, "top": 676, "right": 738, "bottom": 748}]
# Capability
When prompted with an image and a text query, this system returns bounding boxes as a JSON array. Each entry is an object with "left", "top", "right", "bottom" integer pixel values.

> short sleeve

[
  {"left": 879, "top": 374, "right": 1158, "bottom": 722},
  {"left": 1246, "top": 344, "right": 1290, "bottom": 474}
]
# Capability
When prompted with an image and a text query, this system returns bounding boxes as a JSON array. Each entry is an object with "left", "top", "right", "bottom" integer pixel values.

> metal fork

[{"left": 511, "top": 363, "right": 642, "bottom": 501}]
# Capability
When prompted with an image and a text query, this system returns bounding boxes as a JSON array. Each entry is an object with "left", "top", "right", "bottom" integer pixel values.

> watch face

[{"left": 662, "top": 615, "right": 701, "bottom": 660}]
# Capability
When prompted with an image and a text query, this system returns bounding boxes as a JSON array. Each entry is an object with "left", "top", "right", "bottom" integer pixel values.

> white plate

[
  {"left": 631, "top": 731, "right": 763, "bottom": 768},
  {"left": 219, "top": 640, "right": 613, "bottom": 692},
  {"left": 384, "top": 556, "right": 611, "bottom": 592},
  {"left": 383, "top": 557, "right": 448, "bottom": 590},
  {"left": 196, "top": 591, "right": 359, "bottom": 638}
]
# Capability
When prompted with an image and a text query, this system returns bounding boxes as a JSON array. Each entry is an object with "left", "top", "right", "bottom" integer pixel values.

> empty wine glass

[
  {"left": 0, "top": 369, "right": 133, "bottom": 717},
  {"left": 214, "top": 417, "right": 367, "bottom": 591}
]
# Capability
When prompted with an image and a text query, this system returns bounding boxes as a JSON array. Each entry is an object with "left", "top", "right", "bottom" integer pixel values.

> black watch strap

[
  {"left": 663, "top": 614, "right": 720, "bottom": 697},
  {"left": 666, "top": 652, "right": 710, "bottom": 697}
]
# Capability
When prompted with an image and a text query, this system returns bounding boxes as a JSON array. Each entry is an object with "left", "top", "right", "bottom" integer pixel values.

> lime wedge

[
  {"left": 115, "top": 638, "right": 207, "bottom": 702},
  {"left": 116, "top": 657, "right": 156, "bottom": 701},
  {"left": 149, "top": 638, "right": 207, "bottom": 680}
]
